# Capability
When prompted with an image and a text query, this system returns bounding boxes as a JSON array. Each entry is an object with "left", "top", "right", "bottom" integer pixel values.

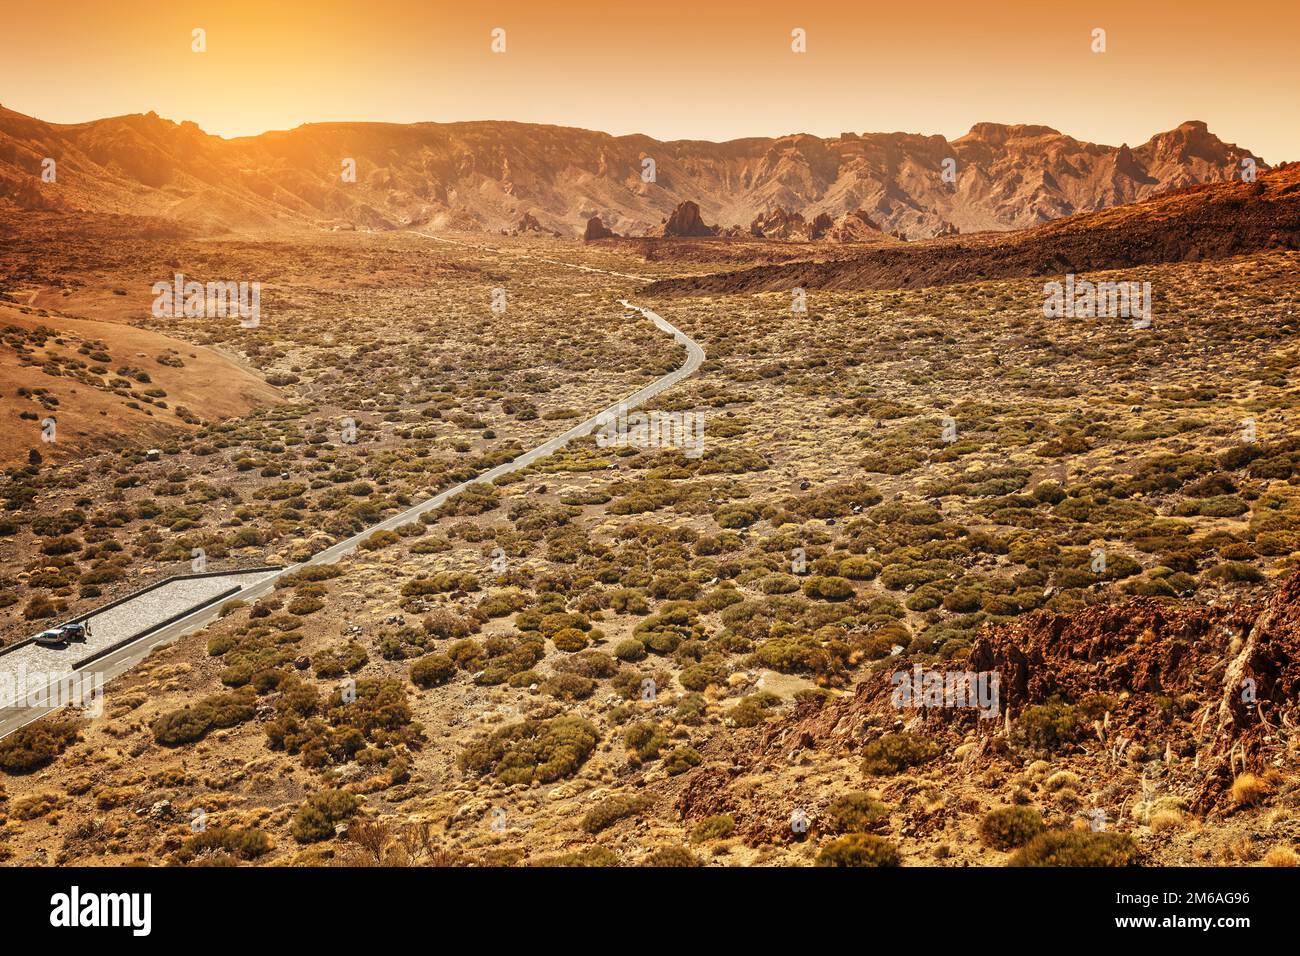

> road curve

[{"left": 0, "top": 240, "right": 703, "bottom": 738}]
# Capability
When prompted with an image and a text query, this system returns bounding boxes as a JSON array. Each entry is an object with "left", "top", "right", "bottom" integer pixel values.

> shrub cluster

[
  {"left": 152, "top": 689, "right": 257, "bottom": 745},
  {"left": 458, "top": 715, "right": 599, "bottom": 785},
  {"left": 0, "top": 719, "right": 80, "bottom": 773}
]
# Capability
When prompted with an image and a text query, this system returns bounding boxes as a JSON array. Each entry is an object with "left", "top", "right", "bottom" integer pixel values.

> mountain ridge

[{"left": 0, "top": 106, "right": 1266, "bottom": 239}]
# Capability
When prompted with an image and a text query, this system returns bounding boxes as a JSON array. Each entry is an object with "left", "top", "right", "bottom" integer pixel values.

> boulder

[
  {"left": 583, "top": 215, "right": 618, "bottom": 240},
  {"left": 660, "top": 200, "right": 717, "bottom": 237}
]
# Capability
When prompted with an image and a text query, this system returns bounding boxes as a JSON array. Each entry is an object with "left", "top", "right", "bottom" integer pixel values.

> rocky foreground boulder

[
  {"left": 965, "top": 578, "right": 1300, "bottom": 810},
  {"left": 687, "top": 567, "right": 1300, "bottom": 830}
]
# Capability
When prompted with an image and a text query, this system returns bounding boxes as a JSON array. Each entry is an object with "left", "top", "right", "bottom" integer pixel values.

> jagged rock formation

[
  {"left": 809, "top": 212, "right": 834, "bottom": 240},
  {"left": 646, "top": 163, "right": 1300, "bottom": 295},
  {"left": 0, "top": 172, "right": 64, "bottom": 211},
  {"left": 826, "top": 209, "right": 888, "bottom": 242},
  {"left": 750, "top": 207, "right": 809, "bottom": 240},
  {"left": 658, "top": 200, "right": 717, "bottom": 237},
  {"left": 750, "top": 207, "right": 888, "bottom": 243}
]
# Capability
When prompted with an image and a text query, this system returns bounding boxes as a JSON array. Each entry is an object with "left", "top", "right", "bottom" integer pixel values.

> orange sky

[{"left": 1, "top": 0, "right": 1296, "bottom": 160}]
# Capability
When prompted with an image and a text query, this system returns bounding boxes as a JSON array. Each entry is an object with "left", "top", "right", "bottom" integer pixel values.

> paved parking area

[{"left": 0, "top": 570, "right": 276, "bottom": 707}]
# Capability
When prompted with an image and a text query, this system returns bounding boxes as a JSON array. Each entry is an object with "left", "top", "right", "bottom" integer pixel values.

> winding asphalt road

[{"left": 0, "top": 238, "right": 703, "bottom": 739}]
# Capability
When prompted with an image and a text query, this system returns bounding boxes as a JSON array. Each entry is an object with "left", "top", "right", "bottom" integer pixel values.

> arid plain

[{"left": 2, "top": 117, "right": 1300, "bottom": 867}]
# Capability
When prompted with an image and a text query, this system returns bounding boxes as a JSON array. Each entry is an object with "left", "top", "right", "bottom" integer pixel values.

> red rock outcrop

[
  {"left": 514, "top": 211, "right": 558, "bottom": 236},
  {"left": 826, "top": 209, "right": 888, "bottom": 242},
  {"left": 678, "top": 566, "right": 1300, "bottom": 824},
  {"left": 751, "top": 207, "right": 808, "bottom": 240},
  {"left": 582, "top": 215, "right": 618, "bottom": 240},
  {"left": 659, "top": 200, "right": 717, "bottom": 237}
]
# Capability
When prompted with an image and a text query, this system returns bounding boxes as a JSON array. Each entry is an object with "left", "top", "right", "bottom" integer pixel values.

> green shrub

[
  {"left": 760, "top": 573, "right": 801, "bottom": 594},
  {"left": 690, "top": 814, "right": 735, "bottom": 843},
  {"left": 582, "top": 794, "right": 653, "bottom": 834},
  {"left": 664, "top": 746, "right": 703, "bottom": 776},
  {"left": 553, "top": 650, "right": 619, "bottom": 679},
  {"left": 641, "top": 845, "right": 701, "bottom": 867},
  {"left": 1008, "top": 830, "right": 1140, "bottom": 867},
  {"left": 0, "top": 719, "right": 80, "bottom": 773},
  {"left": 727, "top": 692, "right": 780, "bottom": 727},
  {"left": 1202, "top": 561, "right": 1265, "bottom": 585},
  {"left": 860, "top": 733, "right": 939, "bottom": 775},
  {"left": 23, "top": 595, "right": 58, "bottom": 620},
  {"left": 838, "top": 557, "right": 880, "bottom": 580},
  {"left": 678, "top": 664, "right": 716, "bottom": 691},
  {"left": 532, "top": 846, "right": 621, "bottom": 867},
  {"left": 459, "top": 715, "right": 599, "bottom": 785},
  {"left": 287, "top": 595, "right": 324, "bottom": 616},
  {"left": 751, "top": 634, "right": 850, "bottom": 682},
  {"left": 279, "top": 564, "right": 344, "bottom": 585},
  {"left": 823, "top": 793, "right": 889, "bottom": 834},
  {"left": 614, "top": 638, "right": 647, "bottom": 661},
  {"left": 551, "top": 627, "right": 589, "bottom": 652},
  {"left": 360, "top": 530, "right": 401, "bottom": 551},
  {"left": 400, "top": 572, "right": 480, "bottom": 597},
  {"left": 815, "top": 834, "right": 901, "bottom": 867},
  {"left": 265, "top": 678, "right": 420, "bottom": 770},
  {"left": 291, "top": 789, "right": 360, "bottom": 843},
  {"left": 978, "top": 806, "right": 1046, "bottom": 850},
  {"left": 173, "top": 826, "right": 272, "bottom": 864},
  {"left": 802, "top": 576, "right": 855, "bottom": 601},
  {"left": 624, "top": 721, "right": 668, "bottom": 761},
  {"left": 152, "top": 690, "right": 256, "bottom": 746},
  {"left": 715, "top": 504, "right": 761, "bottom": 528},
  {"left": 632, "top": 603, "right": 697, "bottom": 655},
  {"left": 942, "top": 587, "right": 983, "bottom": 613},
  {"left": 218, "top": 599, "right": 249, "bottom": 618},
  {"left": 207, "top": 633, "right": 240, "bottom": 656},
  {"left": 607, "top": 588, "right": 650, "bottom": 615},
  {"left": 538, "top": 672, "right": 596, "bottom": 701},
  {"left": 410, "top": 653, "right": 456, "bottom": 688},
  {"left": 313, "top": 642, "right": 368, "bottom": 678},
  {"left": 1014, "top": 702, "right": 1086, "bottom": 754}
]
